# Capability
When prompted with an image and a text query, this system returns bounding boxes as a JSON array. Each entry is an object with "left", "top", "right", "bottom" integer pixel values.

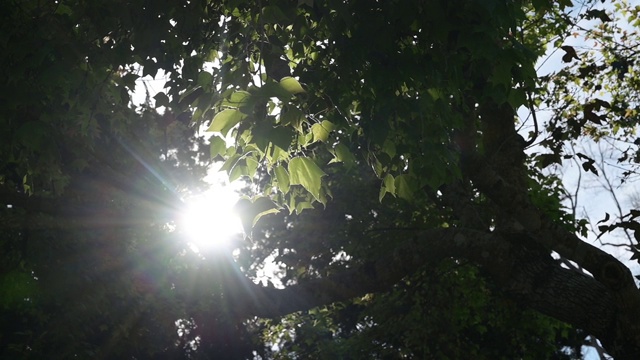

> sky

[{"left": 522, "top": 3, "right": 638, "bottom": 358}]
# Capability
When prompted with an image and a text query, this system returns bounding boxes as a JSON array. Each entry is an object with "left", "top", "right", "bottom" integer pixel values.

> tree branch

[
  {"left": 220, "top": 228, "right": 618, "bottom": 349},
  {"left": 461, "top": 100, "right": 640, "bottom": 359}
]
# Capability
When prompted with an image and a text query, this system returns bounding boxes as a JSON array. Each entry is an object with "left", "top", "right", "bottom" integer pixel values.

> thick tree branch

[
  {"left": 220, "top": 228, "right": 619, "bottom": 349},
  {"left": 461, "top": 100, "right": 640, "bottom": 359}
]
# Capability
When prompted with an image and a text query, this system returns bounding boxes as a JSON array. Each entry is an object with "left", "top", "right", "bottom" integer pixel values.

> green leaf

[
  {"left": 535, "top": 153, "right": 562, "bottom": 169},
  {"left": 274, "top": 165, "right": 290, "bottom": 193},
  {"left": 258, "top": 82, "right": 292, "bottom": 101},
  {"left": 154, "top": 92, "right": 170, "bottom": 108},
  {"left": 316, "top": 185, "right": 330, "bottom": 205},
  {"left": 382, "top": 139, "right": 396, "bottom": 158},
  {"left": 268, "top": 145, "right": 289, "bottom": 164},
  {"left": 383, "top": 173, "right": 396, "bottom": 194},
  {"left": 178, "top": 87, "right": 204, "bottom": 106},
  {"left": 329, "top": 143, "right": 356, "bottom": 168},
  {"left": 378, "top": 186, "right": 387, "bottom": 203},
  {"left": 207, "top": 109, "right": 247, "bottom": 136},
  {"left": 0, "top": 270, "right": 37, "bottom": 306},
  {"left": 288, "top": 157, "right": 327, "bottom": 202},
  {"left": 295, "top": 201, "right": 314, "bottom": 214},
  {"left": 490, "top": 60, "right": 513, "bottom": 87},
  {"left": 311, "top": 120, "right": 335, "bottom": 142},
  {"left": 197, "top": 71, "right": 213, "bottom": 87},
  {"left": 251, "top": 197, "right": 280, "bottom": 226},
  {"left": 585, "top": 9, "right": 611, "bottom": 23},
  {"left": 15, "top": 121, "right": 49, "bottom": 151},
  {"left": 269, "top": 126, "right": 295, "bottom": 150},
  {"left": 143, "top": 62, "right": 159, "bottom": 78},
  {"left": 229, "top": 159, "right": 248, "bottom": 182},
  {"left": 22, "top": 174, "right": 31, "bottom": 195},
  {"left": 427, "top": 88, "right": 443, "bottom": 101},
  {"left": 234, "top": 197, "right": 280, "bottom": 235},
  {"left": 262, "top": 5, "right": 289, "bottom": 23},
  {"left": 507, "top": 88, "right": 527, "bottom": 109},
  {"left": 246, "top": 155, "right": 259, "bottom": 178},
  {"left": 54, "top": 3, "right": 73, "bottom": 15},
  {"left": 279, "top": 76, "right": 305, "bottom": 94},
  {"left": 279, "top": 107, "right": 305, "bottom": 130},
  {"left": 298, "top": 132, "right": 314, "bottom": 147},
  {"left": 379, "top": 174, "right": 396, "bottom": 202},
  {"left": 209, "top": 135, "right": 227, "bottom": 158},
  {"left": 121, "top": 73, "right": 139, "bottom": 89},
  {"left": 220, "top": 153, "right": 242, "bottom": 173},
  {"left": 222, "top": 90, "right": 252, "bottom": 108},
  {"left": 394, "top": 174, "right": 415, "bottom": 201}
]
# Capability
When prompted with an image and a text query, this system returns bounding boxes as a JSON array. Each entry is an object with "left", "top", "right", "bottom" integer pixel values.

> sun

[{"left": 180, "top": 188, "right": 242, "bottom": 252}]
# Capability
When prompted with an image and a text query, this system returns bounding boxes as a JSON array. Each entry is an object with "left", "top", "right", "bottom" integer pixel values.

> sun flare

[{"left": 180, "top": 189, "right": 242, "bottom": 251}]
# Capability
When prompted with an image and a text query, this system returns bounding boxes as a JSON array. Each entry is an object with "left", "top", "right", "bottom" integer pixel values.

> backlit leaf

[
  {"left": 234, "top": 197, "right": 280, "bottom": 235},
  {"left": 311, "top": 120, "right": 335, "bottom": 143},
  {"left": 383, "top": 174, "right": 396, "bottom": 194},
  {"left": 379, "top": 174, "right": 396, "bottom": 202},
  {"left": 229, "top": 159, "right": 248, "bottom": 182},
  {"left": 246, "top": 155, "right": 259, "bottom": 178},
  {"left": 259, "top": 82, "right": 292, "bottom": 101},
  {"left": 280, "top": 76, "right": 305, "bottom": 94},
  {"left": 209, "top": 135, "right": 227, "bottom": 158},
  {"left": 279, "top": 107, "right": 305, "bottom": 130},
  {"left": 207, "top": 109, "right": 247, "bottom": 136},
  {"left": 329, "top": 143, "right": 357, "bottom": 168},
  {"left": 274, "top": 165, "right": 290, "bottom": 193},
  {"left": 220, "top": 153, "right": 242, "bottom": 173},
  {"left": 295, "top": 201, "right": 314, "bottom": 214},
  {"left": 222, "top": 90, "right": 252, "bottom": 108},
  {"left": 289, "top": 157, "right": 327, "bottom": 202}
]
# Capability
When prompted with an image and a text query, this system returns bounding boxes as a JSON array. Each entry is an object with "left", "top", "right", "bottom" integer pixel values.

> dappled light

[{"left": 6, "top": 0, "right": 640, "bottom": 358}]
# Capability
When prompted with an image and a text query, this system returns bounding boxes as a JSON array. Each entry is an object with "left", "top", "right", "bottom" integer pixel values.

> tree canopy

[{"left": 3, "top": 0, "right": 640, "bottom": 359}]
